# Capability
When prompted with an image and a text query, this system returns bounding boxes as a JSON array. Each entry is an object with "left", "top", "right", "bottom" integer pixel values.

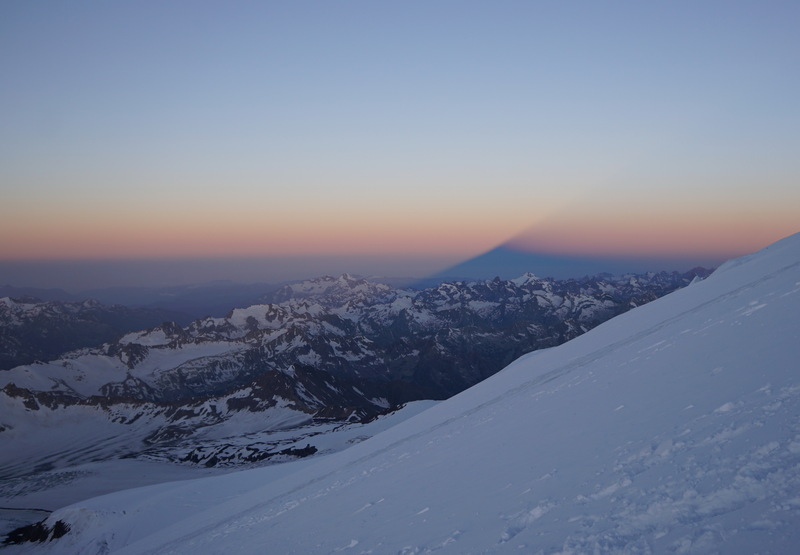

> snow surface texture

[{"left": 11, "top": 233, "right": 800, "bottom": 554}]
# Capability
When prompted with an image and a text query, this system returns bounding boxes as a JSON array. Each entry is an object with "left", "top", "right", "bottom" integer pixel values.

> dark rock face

[
  {"left": 3, "top": 519, "right": 70, "bottom": 545},
  {"left": 180, "top": 443, "right": 318, "bottom": 467}
]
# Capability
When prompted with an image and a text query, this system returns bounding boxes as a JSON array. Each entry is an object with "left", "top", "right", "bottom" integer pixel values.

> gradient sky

[{"left": 1, "top": 1, "right": 799, "bottom": 289}]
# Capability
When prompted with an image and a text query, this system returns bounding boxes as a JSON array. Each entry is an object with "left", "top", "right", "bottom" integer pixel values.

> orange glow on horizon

[
  {"left": 1, "top": 190, "right": 796, "bottom": 263},
  {"left": 0, "top": 211, "right": 509, "bottom": 261}
]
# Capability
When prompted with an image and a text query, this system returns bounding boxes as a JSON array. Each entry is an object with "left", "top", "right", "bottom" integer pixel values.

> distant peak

[{"left": 510, "top": 272, "right": 541, "bottom": 286}]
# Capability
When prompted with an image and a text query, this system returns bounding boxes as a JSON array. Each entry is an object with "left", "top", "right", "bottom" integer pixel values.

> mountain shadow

[{"left": 429, "top": 245, "right": 720, "bottom": 282}]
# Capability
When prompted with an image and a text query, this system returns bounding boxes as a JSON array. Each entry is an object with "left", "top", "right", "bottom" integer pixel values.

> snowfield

[{"left": 7, "top": 233, "right": 800, "bottom": 553}]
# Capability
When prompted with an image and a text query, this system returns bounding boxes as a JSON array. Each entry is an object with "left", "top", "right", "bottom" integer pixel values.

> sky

[{"left": 1, "top": 1, "right": 798, "bottom": 290}]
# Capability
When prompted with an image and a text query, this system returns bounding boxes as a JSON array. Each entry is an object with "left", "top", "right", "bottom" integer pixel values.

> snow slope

[
  {"left": 12, "top": 233, "right": 800, "bottom": 554},
  {"left": 0, "top": 401, "right": 437, "bottom": 515}
]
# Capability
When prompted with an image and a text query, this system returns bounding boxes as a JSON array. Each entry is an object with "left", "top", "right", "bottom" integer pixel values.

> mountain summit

[{"left": 9, "top": 233, "right": 800, "bottom": 553}]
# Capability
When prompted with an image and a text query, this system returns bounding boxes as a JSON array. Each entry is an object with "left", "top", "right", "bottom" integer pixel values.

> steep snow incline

[{"left": 19, "top": 234, "right": 800, "bottom": 554}]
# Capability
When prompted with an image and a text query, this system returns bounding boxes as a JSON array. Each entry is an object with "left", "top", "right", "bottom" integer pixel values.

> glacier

[{"left": 6, "top": 233, "right": 800, "bottom": 554}]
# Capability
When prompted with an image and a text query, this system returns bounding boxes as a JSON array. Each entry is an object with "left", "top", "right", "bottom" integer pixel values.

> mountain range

[
  {"left": 4, "top": 234, "right": 797, "bottom": 553},
  {"left": 0, "top": 269, "right": 707, "bottom": 494}
]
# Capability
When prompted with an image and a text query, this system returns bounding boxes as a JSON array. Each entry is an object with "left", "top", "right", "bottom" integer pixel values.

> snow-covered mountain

[
  {"left": 8, "top": 232, "right": 797, "bottom": 553},
  {"left": 0, "top": 297, "right": 188, "bottom": 370},
  {"left": 2, "top": 271, "right": 707, "bottom": 405},
  {"left": 0, "top": 270, "right": 705, "bottom": 478}
]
